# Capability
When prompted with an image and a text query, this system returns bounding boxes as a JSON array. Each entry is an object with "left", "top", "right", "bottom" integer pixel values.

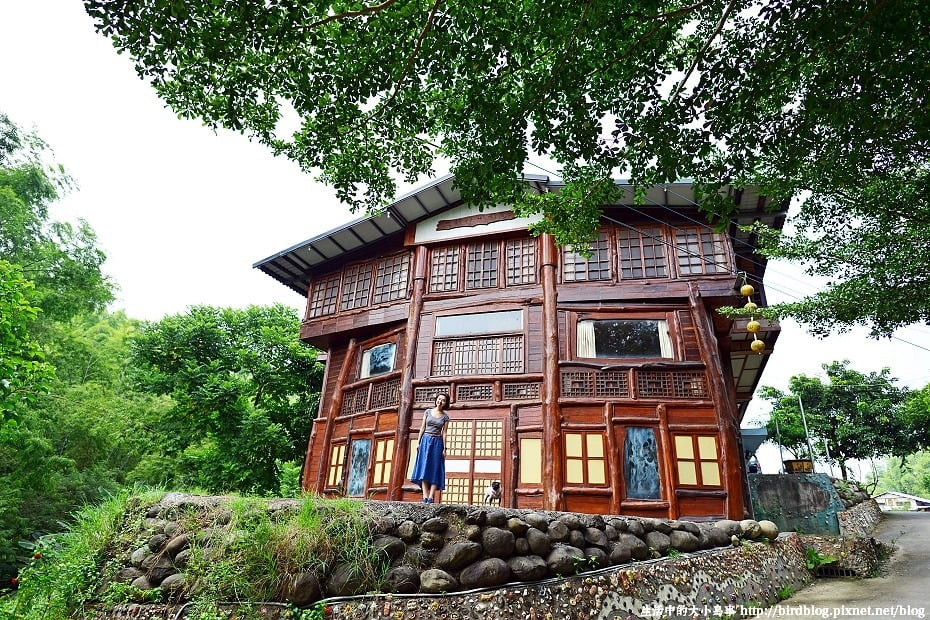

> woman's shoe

[
  {"left": 421, "top": 498, "right": 429, "bottom": 503},
  {"left": 426, "top": 498, "right": 434, "bottom": 503}
]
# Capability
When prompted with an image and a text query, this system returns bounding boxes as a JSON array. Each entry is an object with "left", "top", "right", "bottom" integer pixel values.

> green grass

[
  {"left": 1, "top": 492, "right": 389, "bottom": 619},
  {"left": 0, "top": 488, "right": 164, "bottom": 619}
]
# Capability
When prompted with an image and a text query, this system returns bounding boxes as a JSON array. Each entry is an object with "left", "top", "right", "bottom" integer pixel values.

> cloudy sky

[{"left": 4, "top": 1, "right": 929, "bottom": 473}]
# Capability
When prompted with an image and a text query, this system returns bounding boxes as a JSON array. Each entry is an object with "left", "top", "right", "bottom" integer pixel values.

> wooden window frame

[
  {"left": 371, "top": 437, "right": 395, "bottom": 486},
  {"left": 326, "top": 442, "right": 347, "bottom": 489},
  {"left": 505, "top": 237, "right": 538, "bottom": 286},
  {"left": 617, "top": 225, "right": 668, "bottom": 279},
  {"left": 562, "top": 230, "right": 612, "bottom": 282},
  {"left": 564, "top": 431, "right": 608, "bottom": 487},
  {"left": 673, "top": 226, "right": 731, "bottom": 276},
  {"left": 673, "top": 434, "right": 722, "bottom": 489},
  {"left": 429, "top": 245, "right": 461, "bottom": 293},
  {"left": 373, "top": 253, "right": 410, "bottom": 304},
  {"left": 465, "top": 241, "right": 499, "bottom": 289},
  {"left": 308, "top": 273, "right": 340, "bottom": 318},
  {"left": 569, "top": 311, "right": 678, "bottom": 363},
  {"left": 341, "top": 262, "right": 373, "bottom": 311}
]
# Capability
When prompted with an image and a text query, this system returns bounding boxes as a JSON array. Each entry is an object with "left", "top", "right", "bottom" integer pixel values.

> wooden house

[{"left": 254, "top": 175, "right": 785, "bottom": 520}]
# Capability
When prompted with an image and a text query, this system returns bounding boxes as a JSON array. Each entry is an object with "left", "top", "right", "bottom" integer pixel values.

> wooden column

[
  {"left": 605, "top": 403, "right": 622, "bottom": 515},
  {"left": 688, "top": 282, "right": 743, "bottom": 519},
  {"left": 389, "top": 245, "right": 428, "bottom": 500},
  {"left": 656, "top": 404, "right": 678, "bottom": 519},
  {"left": 314, "top": 338, "right": 358, "bottom": 494},
  {"left": 540, "top": 233, "right": 565, "bottom": 511}
]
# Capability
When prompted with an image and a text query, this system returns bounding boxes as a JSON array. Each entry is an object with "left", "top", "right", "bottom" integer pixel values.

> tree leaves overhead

[{"left": 84, "top": 1, "right": 930, "bottom": 334}]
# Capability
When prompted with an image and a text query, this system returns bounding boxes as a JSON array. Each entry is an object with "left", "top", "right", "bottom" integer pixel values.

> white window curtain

[
  {"left": 577, "top": 320, "right": 596, "bottom": 357},
  {"left": 658, "top": 320, "right": 672, "bottom": 358}
]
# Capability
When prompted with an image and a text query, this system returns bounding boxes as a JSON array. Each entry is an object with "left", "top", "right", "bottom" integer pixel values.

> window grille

[
  {"left": 456, "top": 384, "right": 494, "bottom": 401},
  {"left": 429, "top": 246, "right": 460, "bottom": 292},
  {"left": 596, "top": 371, "right": 630, "bottom": 397},
  {"left": 373, "top": 254, "right": 410, "bottom": 303},
  {"left": 370, "top": 377, "right": 401, "bottom": 408},
  {"left": 415, "top": 386, "right": 450, "bottom": 403},
  {"left": 308, "top": 274, "right": 340, "bottom": 317},
  {"left": 563, "top": 232, "right": 611, "bottom": 281},
  {"left": 432, "top": 336, "right": 523, "bottom": 376},
  {"left": 503, "top": 382, "right": 540, "bottom": 399},
  {"left": 561, "top": 371, "right": 595, "bottom": 397},
  {"left": 505, "top": 238, "right": 537, "bottom": 285},
  {"left": 636, "top": 371, "right": 673, "bottom": 398},
  {"left": 466, "top": 241, "right": 499, "bottom": 289},
  {"left": 341, "top": 263, "right": 373, "bottom": 310},
  {"left": 674, "top": 227, "right": 729, "bottom": 275},
  {"left": 672, "top": 371, "right": 707, "bottom": 398},
  {"left": 618, "top": 226, "right": 667, "bottom": 279},
  {"left": 340, "top": 386, "right": 369, "bottom": 415}
]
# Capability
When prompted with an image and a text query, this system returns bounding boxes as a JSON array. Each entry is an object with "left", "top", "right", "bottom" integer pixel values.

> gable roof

[
  {"left": 253, "top": 174, "right": 786, "bottom": 295},
  {"left": 874, "top": 490, "right": 930, "bottom": 504}
]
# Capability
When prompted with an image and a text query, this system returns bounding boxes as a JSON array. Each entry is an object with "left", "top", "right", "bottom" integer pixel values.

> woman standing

[{"left": 411, "top": 394, "right": 450, "bottom": 504}]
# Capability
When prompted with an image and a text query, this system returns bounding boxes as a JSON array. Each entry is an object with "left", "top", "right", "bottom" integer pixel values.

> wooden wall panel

[
  {"left": 376, "top": 412, "right": 399, "bottom": 432},
  {"left": 561, "top": 406, "right": 606, "bottom": 425},
  {"left": 526, "top": 305, "right": 543, "bottom": 373},
  {"left": 677, "top": 310, "right": 702, "bottom": 362},
  {"left": 564, "top": 491, "right": 611, "bottom": 515},
  {"left": 517, "top": 406, "right": 542, "bottom": 428},
  {"left": 515, "top": 495, "right": 545, "bottom": 510},
  {"left": 677, "top": 496, "right": 726, "bottom": 519},
  {"left": 611, "top": 405, "right": 659, "bottom": 421},
  {"left": 415, "top": 313, "right": 436, "bottom": 379},
  {"left": 666, "top": 406, "right": 717, "bottom": 426}
]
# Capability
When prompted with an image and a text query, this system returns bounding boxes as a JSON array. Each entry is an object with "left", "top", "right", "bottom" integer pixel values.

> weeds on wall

[{"left": 1, "top": 492, "right": 390, "bottom": 619}]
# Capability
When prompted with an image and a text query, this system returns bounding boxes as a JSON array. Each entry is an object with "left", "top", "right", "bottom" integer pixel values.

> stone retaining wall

[
  {"left": 837, "top": 498, "right": 883, "bottom": 538},
  {"left": 92, "top": 494, "right": 792, "bottom": 618}
]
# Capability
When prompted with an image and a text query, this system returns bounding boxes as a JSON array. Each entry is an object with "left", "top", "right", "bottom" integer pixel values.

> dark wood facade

[{"left": 256, "top": 176, "right": 785, "bottom": 520}]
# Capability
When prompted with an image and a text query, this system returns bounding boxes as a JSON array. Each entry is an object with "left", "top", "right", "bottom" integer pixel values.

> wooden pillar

[
  {"left": 314, "top": 338, "right": 358, "bottom": 494},
  {"left": 605, "top": 403, "right": 622, "bottom": 515},
  {"left": 509, "top": 404, "right": 520, "bottom": 509},
  {"left": 688, "top": 282, "right": 743, "bottom": 519},
  {"left": 389, "top": 245, "right": 428, "bottom": 500},
  {"left": 656, "top": 404, "right": 679, "bottom": 519},
  {"left": 540, "top": 233, "right": 564, "bottom": 511}
]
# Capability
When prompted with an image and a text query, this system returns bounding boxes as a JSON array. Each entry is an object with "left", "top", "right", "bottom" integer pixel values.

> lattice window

[
  {"left": 561, "top": 371, "right": 595, "bottom": 397},
  {"left": 327, "top": 443, "right": 346, "bottom": 487},
  {"left": 371, "top": 438, "right": 395, "bottom": 486},
  {"left": 341, "top": 263, "right": 373, "bottom": 310},
  {"left": 456, "top": 384, "right": 494, "bottom": 401},
  {"left": 674, "top": 435, "right": 721, "bottom": 487},
  {"left": 565, "top": 432, "right": 607, "bottom": 485},
  {"left": 441, "top": 477, "right": 475, "bottom": 505},
  {"left": 340, "top": 386, "right": 369, "bottom": 415},
  {"left": 474, "top": 420, "right": 503, "bottom": 457},
  {"left": 674, "top": 227, "right": 729, "bottom": 275},
  {"left": 672, "top": 372, "right": 707, "bottom": 398},
  {"left": 466, "top": 241, "right": 499, "bottom": 289},
  {"left": 618, "top": 226, "right": 667, "bottom": 279},
  {"left": 503, "top": 382, "right": 540, "bottom": 400},
  {"left": 373, "top": 254, "right": 410, "bottom": 303},
  {"left": 596, "top": 371, "right": 630, "bottom": 397},
  {"left": 429, "top": 246, "right": 460, "bottom": 292},
  {"left": 370, "top": 378, "right": 401, "bottom": 408},
  {"left": 445, "top": 420, "right": 473, "bottom": 457},
  {"left": 415, "top": 386, "right": 450, "bottom": 403},
  {"left": 505, "top": 238, "right": 537, "bottom": 285},
  {"left": 308, "top": 274, "right": 340, "bottom": 317},
  {"left": 563, "top": 232, "right": 611, "bottom": 281},
  {"left": 432, "top": 336, "right": 524, "bottom": 376},
  {"left": 636, "top": 371, "right": 673, "bottom": 398}
]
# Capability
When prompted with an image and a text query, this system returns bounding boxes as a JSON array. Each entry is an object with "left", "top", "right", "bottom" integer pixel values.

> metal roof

[{"left": 253, "top": 174, "right": 787, "bottom": 295}]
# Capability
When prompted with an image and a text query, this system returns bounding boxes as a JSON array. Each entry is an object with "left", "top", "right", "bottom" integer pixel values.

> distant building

[
  {"left": 874, "top": 491, "right": 930, "bottom": 511},
  {"left": 255, "top": 175, "right": 785, "bottom": 520}
]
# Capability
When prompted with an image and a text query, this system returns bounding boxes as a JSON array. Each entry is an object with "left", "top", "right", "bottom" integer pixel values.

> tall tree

[
  {"left": 128, "top": 305, "right": 323, "bottom": 494},
  {"left": 0, "top": 113, "right": 114, "bottom": 323},
  {"left": 84, "top": 1, "right": 930, "bottom": 334},
  {"left": 762, "top": 361, "right": 912, "bottom": 479}
]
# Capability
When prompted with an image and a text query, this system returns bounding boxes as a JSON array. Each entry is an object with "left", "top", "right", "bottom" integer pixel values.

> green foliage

[
  {"left": 804, "top": 547, "right": 837, "bottom": 571},
  {"left": 0, "top": 260, "right": 54, "bottom": 420},
  {"left": 777, "top": 585, "right": 793, "bottom": 600},
  {"left": 129, "top": 305, "right": 323, "bottom": 494},
  {"left": 84, "top": 1, "right": 930, "bottom": 334},
  {"left": 0, "top": 113, "right": 113, "bottom": 324},
  {"left": 0, "top": 490, "right": 160, "bottom": 618},
  {"left": 762, "top": 361, "right": 911, "bottom": 479},
  {"left": 877, "top": 450, "right": 930, "bottom": 498}
]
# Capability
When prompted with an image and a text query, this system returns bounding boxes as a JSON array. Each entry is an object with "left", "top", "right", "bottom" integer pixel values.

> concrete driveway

[{"left": 765, "top": 511, "right": 930, "bottom": 619}]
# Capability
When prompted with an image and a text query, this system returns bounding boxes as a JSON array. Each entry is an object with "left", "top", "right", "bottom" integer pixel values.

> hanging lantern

[{"left": 740, "top": 279, "right": 765, "bottom": 354}]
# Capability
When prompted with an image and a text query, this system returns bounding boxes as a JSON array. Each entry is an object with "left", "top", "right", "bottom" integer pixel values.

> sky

[{"left": 3, "top": 1, "right": 929, "bottom": 475}]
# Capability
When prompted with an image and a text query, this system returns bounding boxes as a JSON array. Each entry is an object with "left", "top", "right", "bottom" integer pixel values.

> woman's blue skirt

[{"left": 411, "top": 435, "right": 445, "bottom": 490}]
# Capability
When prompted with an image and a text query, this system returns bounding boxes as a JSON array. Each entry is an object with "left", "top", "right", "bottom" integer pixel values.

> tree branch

[
  {"left": 298, "top": 0, "right": 402, "bottom": 31},
  {"left": 667, "top": 0, "right": 737, "bottom": 103}
]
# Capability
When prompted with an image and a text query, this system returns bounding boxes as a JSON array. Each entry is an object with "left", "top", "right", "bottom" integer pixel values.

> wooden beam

[{"left": 540, "top": 233, "right": 564, "bottom": 511}]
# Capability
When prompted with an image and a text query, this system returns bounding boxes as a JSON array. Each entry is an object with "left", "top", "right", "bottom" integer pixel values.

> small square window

[{"left": 577, "top": 319, "right": 672, "bottom": 359}]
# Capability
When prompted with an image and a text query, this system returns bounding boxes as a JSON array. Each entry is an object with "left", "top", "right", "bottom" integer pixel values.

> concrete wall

[{"left": 748, "top": 474, "right": 848, "bottom": 535}]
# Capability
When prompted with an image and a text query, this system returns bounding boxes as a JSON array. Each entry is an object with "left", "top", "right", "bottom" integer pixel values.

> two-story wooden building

[{"left": 254, "top": 175, "right": 784, "bottom": 520}]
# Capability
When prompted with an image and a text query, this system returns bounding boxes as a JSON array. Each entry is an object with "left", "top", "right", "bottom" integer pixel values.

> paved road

[{"left": 763, "top": 512, "right": 930, "bottom": 619}]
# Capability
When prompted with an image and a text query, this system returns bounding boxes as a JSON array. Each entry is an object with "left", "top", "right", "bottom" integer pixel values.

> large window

[
  {"left": 307, "top": 252, "right": 411, "bottom": 319},
  {"left": 341, "top": 263, "right": 373, "bottom": 310},
  {"left": 429, "top": 246, "right": 460, "bottom": 292},
  {"left": 433, "top": 311, "right": 524, "bottom": 376},
  {"left": 466, "top": 241, "right": 499, "bottom": 289},
  {"left": 373, "top": 254, "right": 410, "bottom": 303},
  {"left": 308, "top": 274, "right": 340, "bottom": 317},
  {"left": 576, "top": 319, "right": 672, "bottom": 359}
]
